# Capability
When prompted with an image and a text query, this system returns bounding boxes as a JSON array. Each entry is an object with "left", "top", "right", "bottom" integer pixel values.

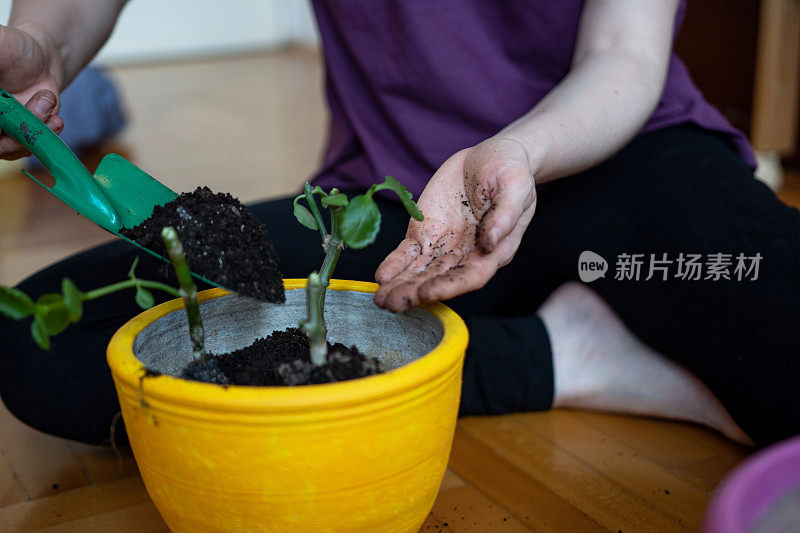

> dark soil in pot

[
  {"left": 182, "top": 327, "right": 382, "bottom": 385},
  {"left": 120, "top": 186, "right": 284, "bottom": 302}
]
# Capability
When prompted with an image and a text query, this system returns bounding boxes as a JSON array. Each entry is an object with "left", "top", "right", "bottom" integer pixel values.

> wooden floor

[
  {"left": 0, "top": 49, "right": 795, "bottom": 531},
  {"left": 0, "top": 399, "right": 752, "bottom": 532}
]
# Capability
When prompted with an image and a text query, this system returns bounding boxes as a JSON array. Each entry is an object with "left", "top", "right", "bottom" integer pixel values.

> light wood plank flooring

[{"left": 0, "top": 397, "right": 752, "bottom": 532}]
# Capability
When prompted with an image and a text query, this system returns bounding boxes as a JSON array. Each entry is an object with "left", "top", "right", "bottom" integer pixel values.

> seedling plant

[
  {"left": 292, "top": 176, "right": 423, "bottom": 364},
  {"left": 0, "top": 175, "right": 423, "bottom": 370},
  {"left": 0, "top": 257, "right": 178, "bottom": 350},
  {"left": 0, "top": 227, "right": 204, "bottom": 358}
]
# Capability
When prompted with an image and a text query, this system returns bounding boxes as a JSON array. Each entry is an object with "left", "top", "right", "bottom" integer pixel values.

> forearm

[
  {"left": 9, "top": 0, "right": 128, "bottom": 89},
  {"left": 501, "top": 50, "right": 667, "bottom": 183},
  {"left": 500, "top": 0, "right": 679, "bottom": 184}
]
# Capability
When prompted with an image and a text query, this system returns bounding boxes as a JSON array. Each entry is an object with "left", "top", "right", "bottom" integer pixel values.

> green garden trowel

[{"left": 0, "top": 87, "right": 218, "bottom": 287}]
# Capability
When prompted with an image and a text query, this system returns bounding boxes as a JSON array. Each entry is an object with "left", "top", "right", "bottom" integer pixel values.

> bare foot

[{"left": 539, "top": 282, "right": 752, "bottom": 445}]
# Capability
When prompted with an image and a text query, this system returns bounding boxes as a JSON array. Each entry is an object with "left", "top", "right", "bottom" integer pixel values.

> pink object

[{"left": 705, "top": 434, "right": 800, "bottom": 532}]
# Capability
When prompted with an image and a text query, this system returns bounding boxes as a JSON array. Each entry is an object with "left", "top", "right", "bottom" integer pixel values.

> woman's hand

[
  {"left": 374, "top": 137, "right": 537, "bottom": 312},
  {"left": 0, "top": 0, "right": 131, "bottom": 160},
  {"left": 0, "top": 24, "right": 63, "bottom": 160}
]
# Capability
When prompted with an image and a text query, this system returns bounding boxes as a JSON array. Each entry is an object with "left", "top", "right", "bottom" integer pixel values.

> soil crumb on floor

[
  {"left": 182, "top": 328, "right": 382, "bottom": 386},
  {"left": 121, "top": 186, "right": 284, "bottom": 302}
]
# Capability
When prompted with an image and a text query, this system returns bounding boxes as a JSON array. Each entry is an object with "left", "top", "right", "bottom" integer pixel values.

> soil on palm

[
  {"left": 120, "top": 186, "right": 284, "bottom": 302},
  {"left": 182, "top": 327, "right": 382, "bottom": 385}
]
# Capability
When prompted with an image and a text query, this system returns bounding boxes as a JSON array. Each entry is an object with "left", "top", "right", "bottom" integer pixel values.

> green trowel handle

[{"left": 0, "top": 87, "right": 121, "bottom": 232}]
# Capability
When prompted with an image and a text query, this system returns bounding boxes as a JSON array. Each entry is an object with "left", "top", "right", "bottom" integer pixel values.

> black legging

[{"left": 1, "top": 126, "right": 798, "bottom": 447}]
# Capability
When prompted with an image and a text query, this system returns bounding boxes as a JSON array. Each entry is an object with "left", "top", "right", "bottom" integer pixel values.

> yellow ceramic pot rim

[{"left": 107, "top": 279, "right": 468, "bottom": 412}]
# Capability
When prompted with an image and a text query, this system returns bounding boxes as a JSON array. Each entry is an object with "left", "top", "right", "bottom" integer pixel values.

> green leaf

[
  {"left": 0, "top": 286, "right": 35, "bottom": 320},
  {"left": 34, "top": 294, "right": 70, "bottom": 335},
  {"left": 340, "top": 194, "right": 382, "bottom": 249},
  {"left": 135, "top": 286, "right": 155, "bottom": 309},
  {"left": 321, "top": 192, "right": 349, "bottom": 208},
  {"left": 37, "top": 293, "right": 63, "bottom": 306},
  {"left": 373, "top": 175, "right": 424, "bottom": 221},
  {"left": 127, "top": 257, "right": 140, "bottom": 279},
  {"left": 61, "top": 278, "right": 83, "bottom": 322},
  {"left": 293, "top": 196, "right": 318, "bottom": 230},
  {"left": 31, "top": 318, "right": 50, "bottom": 350}
]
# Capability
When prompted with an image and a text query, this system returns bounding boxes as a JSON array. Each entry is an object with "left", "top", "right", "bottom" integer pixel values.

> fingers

[
  {"left": 374, "top": 227, "right": 462, "bottom": 311},
  {"left": 1, "top": 114, "right": 63, "bottom": 161},
  {"left": 374, "top": 238, "right": 422, "bottom": 284},
  {"left": 374, "top": 250, "right": 463, "bottom": 312},
  {"left": 418, "top": 253, "right": 495, "bottom": 302},
  {"left": 374, "top": 253, "right": 432, "bottom": 310},
  {"left": 0, "top": 89, "right": 59, "bottom": 159},
  {"left": 475, "top": 165, "right": 534, "bottom": 254},
  {"left": 375, "top": 213, "right": 452, "bottom": 284},
  {"left": 417, "top": 228, "right": 525, "bottom": 302},
  {"left": 45, "top": 112, "right": 64, "bottom": 134},
  {"left": 376, "top": 223, "right": 525, "bottom": 312},
  {"left": 28, "top": 89, "right": 58, "bottom": 118}
]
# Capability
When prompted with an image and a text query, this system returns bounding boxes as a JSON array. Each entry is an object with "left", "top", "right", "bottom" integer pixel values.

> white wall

[{"left": 0, "top": 0, "right": 318, "bottom": 66}]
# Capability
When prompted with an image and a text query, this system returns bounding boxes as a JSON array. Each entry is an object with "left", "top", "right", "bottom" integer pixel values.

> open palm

[{"left": 374, "top": 137, "right": 537, "bottom": 312}]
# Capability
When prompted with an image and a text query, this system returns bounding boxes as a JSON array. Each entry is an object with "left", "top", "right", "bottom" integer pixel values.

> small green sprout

[
  {"left": 0, "top": 251, "right": 187, "bottom": 351},
  {"left": 292, "top": 176, "right": 423, "bottom": 365}
]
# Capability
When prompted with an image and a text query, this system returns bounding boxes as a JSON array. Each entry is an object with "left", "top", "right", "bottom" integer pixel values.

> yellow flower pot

[{"left": 107, "top": 279, "right": 468, "bottom": 532}]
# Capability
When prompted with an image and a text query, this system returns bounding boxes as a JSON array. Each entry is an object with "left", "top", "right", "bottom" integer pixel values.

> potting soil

[
  {"left": 120, "top": 186, "right": 284, "bottom": 302},
  {"left": 182, "top": 327, "right": 382, "bottom": 385}
]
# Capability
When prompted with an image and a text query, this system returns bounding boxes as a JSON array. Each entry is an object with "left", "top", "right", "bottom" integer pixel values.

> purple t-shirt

[{"left": 310, "top": 0, "right": 754, "bottom": 197}]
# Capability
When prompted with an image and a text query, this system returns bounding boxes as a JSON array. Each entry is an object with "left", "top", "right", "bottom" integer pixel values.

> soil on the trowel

[
  {"left": 120, "top": 186, "right": 284, "bottom": 302},
  {"left": 182, "top": 328, "right": 382, "bottom": 386}
]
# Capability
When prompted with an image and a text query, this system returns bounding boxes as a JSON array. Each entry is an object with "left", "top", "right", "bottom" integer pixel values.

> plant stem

[
  {"left": 83, "top": 279, "right": 179, "bottom": 300},
  {"left": 320, "top": 205, "right": 344, "bottom": 281},
  {"left": 302, "top": 205, "right": 345, "bottom": 366},
  {"left": 318, "top": 239, "right": 342, "bottom": 286},
  {"left": 304, "top": 182, "right": 327, "bottom": 242},
  {"left": 4, "top": 279, "right": 179, "bottom": 327},
  {"left": 161, "top": 227, "right": 208, "bottom": 363},
  {"left": 302, "top": 272, "right": 327, "bottom": 365}
]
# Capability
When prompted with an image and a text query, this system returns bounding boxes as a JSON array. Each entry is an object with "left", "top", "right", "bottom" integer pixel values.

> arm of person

[
  {"left": 374, "top": 0, "right": 681, "bottom": 312},
  {"left": 0, "top": 0, "right": 128, "bottom": 158}
]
